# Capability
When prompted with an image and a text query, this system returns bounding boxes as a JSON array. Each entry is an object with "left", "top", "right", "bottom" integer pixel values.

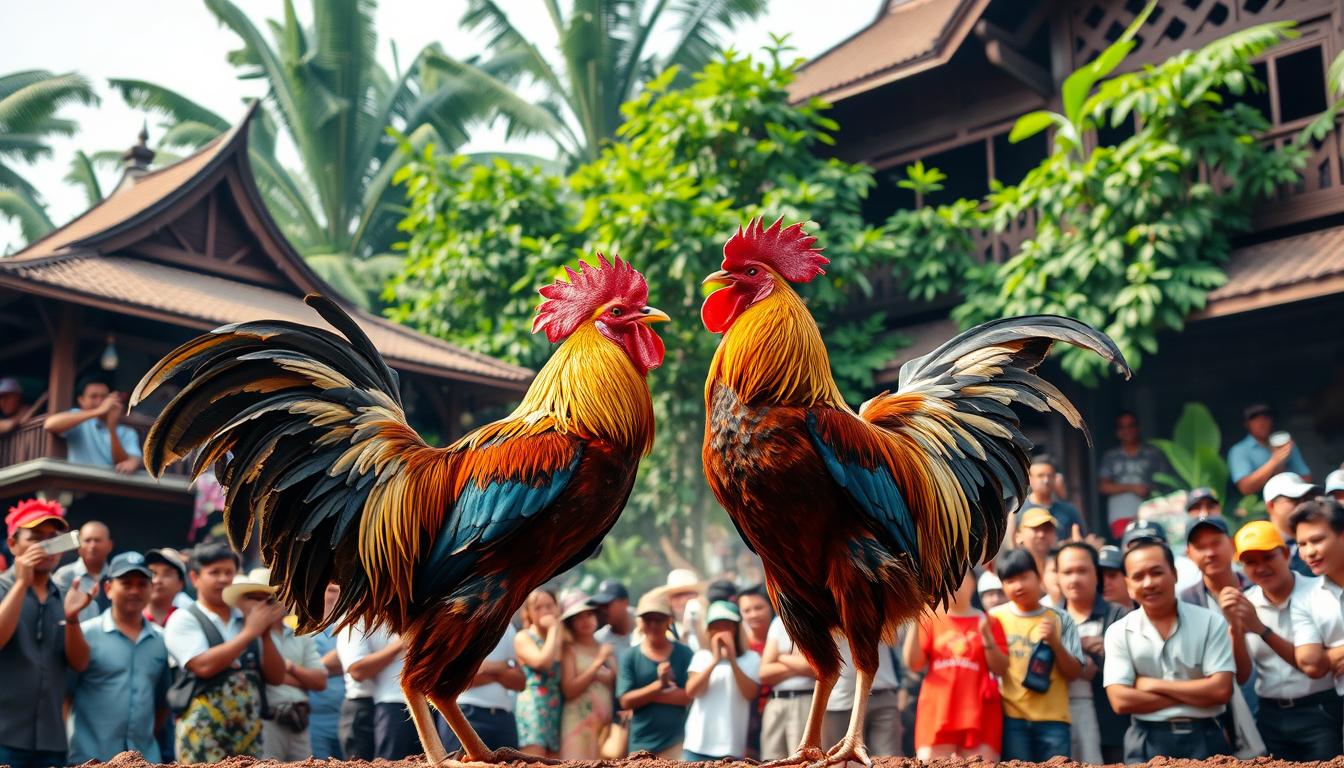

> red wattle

[{"left": 701, "top": 285, "right": 752, "bottom": 334}]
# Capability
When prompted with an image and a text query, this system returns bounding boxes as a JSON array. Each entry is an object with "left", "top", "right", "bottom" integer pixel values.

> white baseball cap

[
  {"left": 977, "top": 570, "right": 1003, "bottom": 593},
  {"left": 1326, "top": 469, "right": 1344, "bottom": 495},
  {"left": 1263, "top": 472, "right": 1320, "bottom": 504}
]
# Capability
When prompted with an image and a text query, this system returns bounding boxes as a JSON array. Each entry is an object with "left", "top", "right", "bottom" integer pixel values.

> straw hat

[
  {"left": 559, "top": 591, "right": 599, "bottom": 622},
  {"left": 222, "top": 567, "right": 278, "bottom": 608}
]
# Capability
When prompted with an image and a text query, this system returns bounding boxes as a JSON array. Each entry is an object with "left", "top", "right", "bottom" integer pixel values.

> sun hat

[
  {"left": 144, "top": 547, "right": 187, "bottom": 581},
  {"left": 1019, "top": 505, "right": 1058, "bottom": 530},
  {"left": 635, "top": 591, "right": 673, "bottom": 618},
  {"left": 559, "top": 591, "right": 599, "bottom": 622},
  {"left": 222, "top": 567, "right": 278, "bottom": 608}
]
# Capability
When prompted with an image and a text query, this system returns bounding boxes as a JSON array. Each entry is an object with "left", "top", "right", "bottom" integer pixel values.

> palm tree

[
  {"left": 439, "top": 0, "right": 768, "bottom": 166},
  {"left": 109, "top": 0, "right": 517, "bottom": 307},
  {"left": 0, "top": 70, "right": 98, "bottom": 242}
]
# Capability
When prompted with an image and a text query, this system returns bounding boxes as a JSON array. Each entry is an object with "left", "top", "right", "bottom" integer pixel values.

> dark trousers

[
  {"left": 0, "top": 746, "right": 66, "bottom": 768},
  {"left": 339, "top": 696, "right": 376, "bottom": 760},
  {"left": 375, "top": 701, "right": 422, "bottom": 760},
  {"left": 1123, "top": 718, "right": 1230, "bottom": 763},
  {"left": 1001, "top": 717, "right": 1070, "bottom": 762},
  {"left": 1257, "top": 690, "right": 1344, "bottom": 761},
  {"left": 436, "top": 704, "right": 519, "bottom": 754}
]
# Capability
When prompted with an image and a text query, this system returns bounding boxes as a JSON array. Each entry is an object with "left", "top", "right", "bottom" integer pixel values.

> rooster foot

[
  {"left": 759, "top": 746, "right": 827, "bottom": 767},
  {"left": 811, "top": 740, "right": 872, "bottom": 768},
  {"left": 438, "top": 748, "right": 564, "bottom": 767}
]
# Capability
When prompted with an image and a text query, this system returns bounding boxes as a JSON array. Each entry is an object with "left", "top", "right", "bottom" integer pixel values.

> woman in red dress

[{"left": 903, "top": 569, "right": 1009, "bottom": 761}]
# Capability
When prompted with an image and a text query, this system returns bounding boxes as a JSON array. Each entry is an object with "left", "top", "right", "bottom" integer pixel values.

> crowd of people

[{"left": 3, "top": 393, "right": 1344, "bottom": 767}]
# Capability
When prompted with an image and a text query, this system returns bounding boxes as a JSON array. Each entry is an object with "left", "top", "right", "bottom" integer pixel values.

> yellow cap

[
  {"left": 1019, "top": 506, "right": 1059, "bottom": 530},
  {"left": 1234, "top": 520, "right": 1286, "bottom": 561}
]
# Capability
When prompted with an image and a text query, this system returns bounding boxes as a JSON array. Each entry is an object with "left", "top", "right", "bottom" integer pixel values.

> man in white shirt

[
  {"left": 821, "top": 642, "right": 901, "bottom": 756},
  {"left": 758, "top": 616, "right": 816, "bottom": 760},
  {"left": 1287, "top": 497, "right": 1344, "bottom": 714},
  {"left": 1104, "top": 540, "right": 1235, "bottom": 762},
  {"left": 436, "top": 624, "right": 524, "bottom": 753},
  {"left": 335, "top": 623, "right": 378, "bottom": 760},
  {"left": 1225, "top": 521, "right": 1341, "bottom": 759},
  {"left": 337, "top": 622, "right": 414, "bottom": 760}
]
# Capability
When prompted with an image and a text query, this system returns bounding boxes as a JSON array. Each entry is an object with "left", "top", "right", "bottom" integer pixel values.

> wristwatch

[{"left": 1257, "top": 626, "right": 1273, "bottom": 640}]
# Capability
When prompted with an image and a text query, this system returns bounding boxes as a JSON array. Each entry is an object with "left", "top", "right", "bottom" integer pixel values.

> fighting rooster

[
  {"left": 701, "top": 218, "right": 1129, "bottom": 766},
  {"left": 132, "top": 255, "right": 667, "bottom": 766}
]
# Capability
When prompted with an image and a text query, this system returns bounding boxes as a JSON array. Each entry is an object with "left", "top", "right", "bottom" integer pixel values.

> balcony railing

[{"left": 0, "top": 415, "right": 189, "bottom": 476}]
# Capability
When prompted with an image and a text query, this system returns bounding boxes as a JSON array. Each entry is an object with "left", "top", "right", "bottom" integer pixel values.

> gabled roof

[
  {"left": 789, "top": 0, "right": 989, "bottom": 103},
  {"left": 2, "top": 103, "right": 531, "bottom": 390}
]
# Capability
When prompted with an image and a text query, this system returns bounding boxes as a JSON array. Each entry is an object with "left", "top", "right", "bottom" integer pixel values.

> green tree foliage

[
  {"left": 0, "top": 70, "right": 98, "bottom": 242},
  {"left": 887, "top": 21, "right": 1306, "bottom": 383},
  {"left": 437, "top": 0, "right": 767, "bottom": 167},
  {"left": 389, "top": 47, "right": 899, "bottom": 554}
]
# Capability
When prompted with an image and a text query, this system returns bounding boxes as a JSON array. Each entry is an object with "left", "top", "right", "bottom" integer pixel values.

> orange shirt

[{"left": 914, "top": 612, "right": 1006, "bottom": 748}]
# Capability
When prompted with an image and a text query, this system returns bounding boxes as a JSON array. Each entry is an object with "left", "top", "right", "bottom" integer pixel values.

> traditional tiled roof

[{"left": 789, "top": 0, "right": 988, "bottom": 103}]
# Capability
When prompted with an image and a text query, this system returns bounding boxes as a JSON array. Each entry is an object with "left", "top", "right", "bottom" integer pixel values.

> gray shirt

[
  {"left": 1098, "top": 445, "right": 1166, "bottom": 525},
  {"left": 1103, "top": 600, "right": 1235, "bottom": 721},
  {"left": 0, "top": 573, "right": 68, "bottom": 752},
  {"left": 53, "top": 558, "right": 108, "bottom": 623}
]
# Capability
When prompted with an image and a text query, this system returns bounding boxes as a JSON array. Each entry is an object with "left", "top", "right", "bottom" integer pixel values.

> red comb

[
  {"left": 722, "top": 216, "right": 828, "bottom": 283},
  {"left": 533, "top": 253, "right": 649, "bottom": 342}
]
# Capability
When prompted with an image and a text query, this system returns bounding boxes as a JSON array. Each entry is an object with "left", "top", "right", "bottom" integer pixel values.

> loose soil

[{"left": 73, "top": 752, "right": 1344, "bottom": 768}]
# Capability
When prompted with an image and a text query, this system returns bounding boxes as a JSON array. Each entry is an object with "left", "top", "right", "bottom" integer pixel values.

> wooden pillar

[{"left": 46, "top": 303, "right": 80, "bottom": 458}]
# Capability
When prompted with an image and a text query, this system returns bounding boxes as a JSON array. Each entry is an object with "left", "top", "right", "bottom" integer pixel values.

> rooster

[
  {"left": 701, "top": 218, "right": 1129, "bottom": 766},
  {"left": 132, "top": 254, "right": 667, "bottom": 766}
]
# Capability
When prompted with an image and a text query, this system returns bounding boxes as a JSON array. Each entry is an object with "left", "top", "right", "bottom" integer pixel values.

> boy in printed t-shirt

[{"left": 989, "top": 548, "right": 1086, "bottom": 763}]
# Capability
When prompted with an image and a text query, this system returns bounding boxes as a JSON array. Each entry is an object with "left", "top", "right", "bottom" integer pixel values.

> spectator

[
  {"left": 1230, "top": 403, "right": 1311, "bottom": 497},
  {"left": 683, "top": 600, "right": 760, "bottom": 760},
  {"left": 0, "top": 377, "right": 34, "bottom": 436},
  {"left": 1326, "top": 468, "right": 1344, "bottom": 503},
  {"left": 1014, "top": 505, "right": 1060, "bottom": 581},
  {"left": 42, "top": 374, "right": 141, "bottom": 473},
  {"left": 758, "top": 611, "right": 817, "bottom": 760},
  {"left": 53, "top": 520, "right": 113, "bottom": 622},
  {"left": 1181, "top": 515, "right": 1257, "bottom": 715},
  {"left": 514, "top": 588, "right": 563, "bottom": 757},
  {"left": 977, "top": 570, "right": 1007, "bottom": 610},
  {"left": 310, "top": 583, "right": 346, "bottom": 760},
  {"left": 346, "top": 622, "right": 415, "bottom": 759},
  {"left": 1057, "top": 542, "right": 1129, "bottom": 764},
  {"left": 559, "top": 593, "right": 615, "bottom": 759},
  {"left": 618, "top": 592, "right": 692, "bottom": 759},
  {"left": 1265, "top": 472, "right": 1321, "bottom": 575},
  {"left": 1098, "top": 412, "right": 1166, "bottom": 538},
  {"left": 1229, "top": 521, "right": 1342, "bottom": 760},
  {"left": 904, "top": 570, "right": 1007, "bottom": 761},
  {"left": 163, "top": 544, "right": 285, "bottom": 763},
  {"left": 217, "top": 568, "right": 328, "bottom": 761},
  {"left": 1043, "top": 547, "right": 1063, "bottom": 608},
  {"left": 0, "top": 499, "right": 91, "bottom": 768},
  {"left": 438, "top": 622, "right": 523, "bottom": 755},
  {"left": 1099, "top": 545, "right": 1134, "bottom": 611},
  {"left": 736, "top": 585, "right": 773, "bottom": 760},
  {"left": 592, "top": 579, "right": 633, "bottom": 650},
  {"left": 823, "top": 640, "right": 902, "bottom": 758},
  {"left": 1186, "top": 487, "right": 1222, "bottom": 518},
  {"left": 334, "top": 621, "right": 382, "bottom": 760},
  {"left": 1287, "top": 497, "right": 1344, "bottom": 689},
  {"left": 1028, "top": 454, "right": 1086, "bottom": 535},
  {"left": 1104, "top": 541, "right": 1235, "bottom": 761},
  {"left": 990, "top": 548, "right": 1085, "bottom": 762},
  {"left": 143, "top": 547, "right": 189, "bottom": 627},
  {"left": 68, "top": 552, "right": 171, "bottom": 763},
  {"left": 663, "top": 569, "right": 706, "bottom": 650},
  {"left": 1121, "top": 519, "right": 1201, "bottom": 592}
]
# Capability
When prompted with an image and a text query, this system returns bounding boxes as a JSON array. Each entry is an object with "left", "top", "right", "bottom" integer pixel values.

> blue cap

[
  {"left": 106, "top": 551, "right": 153, "bottom": 580},
  {"left": 1121, "top": 519, "right": 1167, "bottom": 550},
  {"left": 1185, "top": 514, "right": 1230, "bottom": 540}
]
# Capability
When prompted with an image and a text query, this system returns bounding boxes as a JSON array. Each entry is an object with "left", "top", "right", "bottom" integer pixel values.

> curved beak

[
  {"left": 637, "top": 306, "right": 670, "bottom": 324},
  {"left": 702, "top": 270, "right": 733, "bottom": 288}
]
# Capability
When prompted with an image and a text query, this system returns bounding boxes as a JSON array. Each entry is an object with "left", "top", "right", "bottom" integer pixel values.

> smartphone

[{"left": 38, "top": 530, "right": 80, "bottom": 556}]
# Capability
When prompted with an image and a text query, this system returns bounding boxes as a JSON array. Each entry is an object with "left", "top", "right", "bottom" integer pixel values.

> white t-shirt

[
  {"left": 683, "top": 649, "right": 761, "bottom": 757},
  {"left": 336, "top": 623, "right": 404, "bottom": 704},
  {"left": 459, "top": 624, "right": 517, "bottom": 710},
  {"left": 766, "top": 617, "right": 815, "bottom": 692},
  {"left": 828, "top": 641, "right": 900, "bottom": 711},
  {"left": 163, "top": 601, "right": 244, "bottom": 668},
  {"left": 1289, "top": 575, "right": 1344, "bottom": 695}
]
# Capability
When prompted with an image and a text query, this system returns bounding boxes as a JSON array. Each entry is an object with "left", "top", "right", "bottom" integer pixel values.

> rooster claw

[
  {"left": 438, "top": 747, "right": 564, "bottom": 767},
  {"left": 759, "top": 746, "right": 827, "bottom": 767},
  {"left": 809, "top": 741, "right": 872, "bottom": 768}
]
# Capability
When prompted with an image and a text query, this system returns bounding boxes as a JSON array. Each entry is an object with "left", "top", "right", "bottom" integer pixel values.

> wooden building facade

[
  {"left": 0, "top": 105, "right": 532, "bottom": 552},
  {"left": 794, "top": 0, "right": 1344, "bottom": 525}
]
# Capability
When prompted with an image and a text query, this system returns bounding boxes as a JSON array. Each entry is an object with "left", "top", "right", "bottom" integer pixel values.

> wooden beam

[
  {"left": 224, "top": 244, "right": 251, "bottom": 264},
  {"left": 978, "top": 21, "right": 1053, "bottom": 97},
  {"left": 46, "top": 304, "right": 79, "bottom": 458},
  {"left": 0, "top": 336, "right": 50, "bottom": 364},
  {"left": 127, "top": 242, "right": 286, "bottom": 286},
  {"left": 166, "top": 223, "right": 197, "bottom": 254},
  {"left": 205, "top": 190, "right": 218, "bottom": 261}
]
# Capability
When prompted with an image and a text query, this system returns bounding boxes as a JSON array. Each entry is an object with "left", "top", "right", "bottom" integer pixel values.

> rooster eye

[
  {"left": 610, "top": 307, "right": 623, "bottom": 317},
  {"left": 746, "top": 267, "right": 759, "bottom": 277}
]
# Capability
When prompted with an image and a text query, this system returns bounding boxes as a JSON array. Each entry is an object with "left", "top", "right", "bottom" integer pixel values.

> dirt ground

[{"left": 73, "top": 752, "right": 1344, "bottom": 768}]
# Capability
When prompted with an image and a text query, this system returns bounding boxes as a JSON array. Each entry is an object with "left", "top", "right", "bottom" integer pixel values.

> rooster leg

[
  {"left": 818, "top": 668, "right": 873, "bottom": 768},
  {"left": 761, "top": 671, "right": 837, "bottom": 767},
  {"left": 405, "top": 687, "right": 449, "bottom": 764},
  {"left": 430, "top": 696, "right": 565, "bottom": 766}
]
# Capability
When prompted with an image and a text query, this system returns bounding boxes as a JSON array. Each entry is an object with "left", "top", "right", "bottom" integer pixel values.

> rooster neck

[
  {"left": 707, "top": 283, "right": 849, "bottom": 410},
  {"left": 479, "top": 323, "right": 655, "bottom": 455}
]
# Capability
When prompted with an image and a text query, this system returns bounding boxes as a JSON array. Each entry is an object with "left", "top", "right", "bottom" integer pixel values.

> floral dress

[
  {"left": 175, "top": 671, "right": 264, "bottom": 762},
  {"left": 560, "top": 644, "right": 614, "bottom": 759},
  {"left": 516, "top": 629, "right": 562, "bottom": 751}
]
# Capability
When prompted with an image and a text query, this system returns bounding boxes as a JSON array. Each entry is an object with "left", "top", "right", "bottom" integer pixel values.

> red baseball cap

[{"left": 5, "top": 498, "right": 69, "bottom": 539}]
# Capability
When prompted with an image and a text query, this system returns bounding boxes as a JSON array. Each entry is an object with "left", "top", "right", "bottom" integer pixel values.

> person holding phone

[{"left": 43, "top": 374, "right": 142, "bottom": 474}]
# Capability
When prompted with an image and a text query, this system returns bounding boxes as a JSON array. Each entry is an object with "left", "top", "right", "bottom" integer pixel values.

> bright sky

[{"left": 0, "top": 0, "right": 881, "bottom": 251}]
